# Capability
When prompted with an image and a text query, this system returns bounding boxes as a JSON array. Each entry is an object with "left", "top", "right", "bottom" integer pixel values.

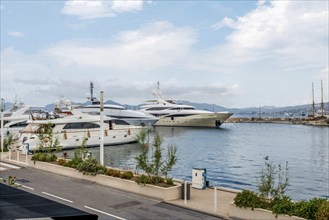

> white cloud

[
  {"left": 211, "top": 17, "right": 236, "bottom": 30},
  {"left": 208, "top": 1, "right": 328, "bottom": 71},
  {"left": 44, "top": 21, "right": 197, "bottom": 72},
  {"left": 7, "top": 31, "right": 25, "bottom": 37},
  {"left": 61, "top": 0, "right": 147, "bottom": 20}
]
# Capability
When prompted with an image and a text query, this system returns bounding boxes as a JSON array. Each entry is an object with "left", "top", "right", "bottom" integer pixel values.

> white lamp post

[{"left": 100, "top": 91, "right": 104, "bottom": 166}]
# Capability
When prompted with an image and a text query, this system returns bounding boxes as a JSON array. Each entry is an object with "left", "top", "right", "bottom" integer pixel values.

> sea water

[{"left": 61, "top": 123, "right": 329, "bottom": 201}]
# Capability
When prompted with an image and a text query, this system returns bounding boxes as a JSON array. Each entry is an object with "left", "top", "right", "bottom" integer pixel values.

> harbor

[{"left": 1, "top": 1, "right": 329, "bottom": 219}]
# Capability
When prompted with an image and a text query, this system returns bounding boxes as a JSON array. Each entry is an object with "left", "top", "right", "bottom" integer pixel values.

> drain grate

[{"left": 111, "top": 201, "right": 142, "bottom": 209}]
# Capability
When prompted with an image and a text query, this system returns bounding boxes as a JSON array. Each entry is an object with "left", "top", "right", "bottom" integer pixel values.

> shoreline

[{"left": 226, "top": 117, "right": 329, "bottom": 126}]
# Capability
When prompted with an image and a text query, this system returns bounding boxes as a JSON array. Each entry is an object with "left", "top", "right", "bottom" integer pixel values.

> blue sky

[{"left": 1, "top": 0, "right": 328, "bottom": 108}]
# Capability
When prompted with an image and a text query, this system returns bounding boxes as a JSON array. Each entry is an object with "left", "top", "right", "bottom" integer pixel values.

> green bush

[
  {"left": 64, "top": 151, "right": 83, "bottom": 168},
  {"left": 136, "top": 174, "right": 151, "bottom": 185},
  {"left": 166, "top": 178, "right": 174, "bottom": 186},
  {"left": 31, "top": 152, "right": 57, "bottom": 163},
  {"left": 292, "top": 198, "right": 328, "bottom": 220},
  {"left": 234, "top": 190, "right": 328, "bottom": 219},
  {"left": 271, "top": 195, "right": 295, "bottom": 216},
  {"left": 76, "top": 158, "right": 106, "bottom": 176},
  {"left": 316, "top": 201, "right": 329, "bottom": 220},
  {"left": 57, "top": 159, "right": 67, "bottom": 166},
  {"left": 106, "top": 168, "right": 121, "bottom": 177},
  {"left": 135, "top": 133, "right": 178, "bottom": 185},
  {"left": 120, "top": 171, "right": 134, "bottom": 180},
  {"left": 234, "top": 189, "right": 270, "bottom": 210}
]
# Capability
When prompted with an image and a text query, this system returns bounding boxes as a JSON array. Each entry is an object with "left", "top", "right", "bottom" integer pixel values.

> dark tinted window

[
  {"left": 146, "top": 107, "right": 168, "bottom": 111},
  {"left": 9, "top": 121, "right": 28, "bottom": 128},
  {"left": 63, "top": 123, "right": 99, "bottom": 129},
  {"left": 112, "top": 120, "right": 130, "bottom": 125}
]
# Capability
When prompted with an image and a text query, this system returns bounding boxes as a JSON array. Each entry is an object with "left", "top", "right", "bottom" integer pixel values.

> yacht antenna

[
  {"left": 157, "top": 81, "right": 160, "bottom": 91},
  {"left": 88, "top": 81, "right": 97, "bottom": 102},
  {"left": 321, "top": 80, "right": 324, "bottom": 117},
  {"left": 312, "top": 82, "right": 315, "bottom": 117}
]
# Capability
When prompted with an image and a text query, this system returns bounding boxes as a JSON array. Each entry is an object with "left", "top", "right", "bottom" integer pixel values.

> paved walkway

[
  {"left": 2, "top": 151, "right": 239, "bottom": 219},
  {"left": 167, "top": 186, "right": 238, "bottom": 219}
]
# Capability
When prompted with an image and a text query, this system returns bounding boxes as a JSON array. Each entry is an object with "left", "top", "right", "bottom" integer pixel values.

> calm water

[{"left": 61, "top": 123, "right": 329, "bottom": 201}]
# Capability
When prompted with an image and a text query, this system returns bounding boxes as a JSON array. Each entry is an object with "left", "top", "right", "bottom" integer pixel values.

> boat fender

[
  {"left": 128, "top": 128, "right": 131, "bottom": 135},
  {"left": 64, "top": 130, "right": 67, "bottom": 140},
  {"left": 87, "top": 130, "right": 91, "bottom": 138},
  {"left": 105, "top": 129, "right": 108, "bottom": 136}
]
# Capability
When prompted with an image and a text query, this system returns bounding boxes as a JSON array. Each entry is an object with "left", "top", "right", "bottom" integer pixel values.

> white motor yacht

[
  {"left": 16, "top": 113, "right": 142, "bottom": 152},
  {"left": 140, "top": 83, "right": 233, "bottom": 128},
  {"left": 1, "top": 100, "right": 48, "bottom": 139},
  {"left": 74, "top": 82, "right": 158, "bottom": 127}
]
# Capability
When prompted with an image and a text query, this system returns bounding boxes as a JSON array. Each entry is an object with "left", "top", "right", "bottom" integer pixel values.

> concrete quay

[
  {"left": 167, "top": 186, "right": 238, "bottom": 219},
  {"left": 1, "top": 152, "right": 303, "bottom": 220}
]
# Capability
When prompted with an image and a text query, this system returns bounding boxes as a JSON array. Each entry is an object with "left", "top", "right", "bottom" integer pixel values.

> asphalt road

[{"left": 0, "top": 163, "right": 223, "bottom": 220}]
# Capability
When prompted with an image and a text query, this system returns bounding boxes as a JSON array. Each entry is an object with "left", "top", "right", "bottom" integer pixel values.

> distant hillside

[{"left": 2, "top": 99, "right": 328, "bottom": 118}]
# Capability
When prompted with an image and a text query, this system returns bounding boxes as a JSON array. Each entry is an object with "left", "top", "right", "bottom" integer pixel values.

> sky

[{"left": 0, "top": 0, "right": 328, "bottom": 108}]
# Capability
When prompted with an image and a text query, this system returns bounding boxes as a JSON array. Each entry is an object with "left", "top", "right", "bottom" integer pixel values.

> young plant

[
  {"left": 136, "top": 128, "right": 148, "bottom": 147},
  {"left": 1, "top": 134, "right": 13, "bottom": 152},
  {"left": 36, "top": 122, "right": 60, "bottom": 152},
  {"left": 135, "top": 133, "right": 178, "bottom": 185},
  {"left": 257, "top": 156, "right": 289, "bottom": 199}
]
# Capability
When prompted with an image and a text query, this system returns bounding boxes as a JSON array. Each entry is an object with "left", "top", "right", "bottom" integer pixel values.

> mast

[
  {"left": 87, "top": 81, "right": 98, "bottom": 104},
  {"left": 321, "top": 80, "right": 324, "bottom": 117},
  {"left": 312, "top": 82, "right": 315, "bottom": 117}
]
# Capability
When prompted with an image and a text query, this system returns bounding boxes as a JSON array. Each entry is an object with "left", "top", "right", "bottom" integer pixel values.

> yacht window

[
  {"left": 83, "top": 123, "right": 100, "bottom": 129},
  {"left": 170, "top": 107, "right": 194, "bottom": 110},
  {"left": 146, "top": 107, "right": 169, "bottom": 111},
  {"left": 112, "top": 120, "right": 130, "bottom": 125},
  {"left": 63, "top": 123, "right": 99, "bottom": 129},
  {"left": 9, "top": 121, "right": 28, "bottom": 128}
]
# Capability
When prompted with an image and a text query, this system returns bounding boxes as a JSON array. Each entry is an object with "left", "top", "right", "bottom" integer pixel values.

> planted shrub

[
  {"left": 106, "top": 168, "right": 121, "bottom": 177},
  {"left": 271, "top": 195, "right": 295, "bottom": 216},
  {"left": 57, "top": 159, "right": 67, "bottom": 166},
  {"left": 292, "top": 198, "right": 328, "bottom": 220},
  {"left": 32, "top": 152, "right": 57, "bottom": 163},
  {"left": 135, "top": 133, "right": 178, "bottom": 185},
  {"left": 316, "top": 201, "right": 329, "bottom": 220},
  {"left": 234, "top": 189, "right": 270, "bottom": 210},
  {"left": 166, "top": 178, "right": 174, "bottom": 186},
  {"left": 76, "top": 158, "right": 106, "bottom": 175},
  {"left": 136, "top": 174, "right": 151, "bottom": 185},
  {"left": 120, "top": 171, "right": 134, "bottom": 180}
]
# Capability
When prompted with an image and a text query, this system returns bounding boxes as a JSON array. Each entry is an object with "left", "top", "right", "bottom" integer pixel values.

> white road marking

[
  {"left": 84, "top": 206, "right": 126, "bottom": 220},
  {"left": 0, "top": 162, "right": 21, "bottom": 169},
  {"left": 42, "top": 192, "right": 73, "bottom": 203},
  {"left": 0, "top": 167, "right": 6, "bottom": 171},
  {"left": 21, "top": 185, "right": 34, "bottom": 190}
]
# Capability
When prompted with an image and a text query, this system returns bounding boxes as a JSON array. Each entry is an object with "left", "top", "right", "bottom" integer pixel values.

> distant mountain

[{"left": 2, "top": 99, "right": 328, "bottom": 118}]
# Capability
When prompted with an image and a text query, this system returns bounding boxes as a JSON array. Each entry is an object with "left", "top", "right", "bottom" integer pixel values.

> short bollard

[
  {"left": 184, "top": 181, "right": 187, "bottom": 205},
  {"left": 214, "top": 186, "right": 218, "bottom": 212},
  {"left": 25, "top": 151, "right": 28, "bottom": 165}
]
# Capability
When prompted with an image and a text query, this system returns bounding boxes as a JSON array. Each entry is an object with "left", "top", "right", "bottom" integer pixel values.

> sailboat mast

[
  {"left": 321, "top": 80, "right": 324, "bottom": 117},
  {"left": 312, "top": 82, "right": 315, "bottom": 117}
]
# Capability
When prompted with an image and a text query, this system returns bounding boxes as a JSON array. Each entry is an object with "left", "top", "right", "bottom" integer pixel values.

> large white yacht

[
  {"left": 74, "top": 82, "right": 158, "bottom": 127},
  {"left": 16, "top": 112, "right": 142, "bottom": 152},
  {"left": 1, "top": 100, "right": 47, "bottom": 139},
  {"left": 140, "top": 83, "right": 233, "bottom": 128}
]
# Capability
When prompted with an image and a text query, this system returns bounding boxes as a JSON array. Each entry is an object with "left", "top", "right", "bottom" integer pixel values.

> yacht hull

[
  {"left": 17, "top": 127, "right": 141, "bottom": 151},
  {"left": 155, "top": 112, "right": 233, "bottom": 128}
]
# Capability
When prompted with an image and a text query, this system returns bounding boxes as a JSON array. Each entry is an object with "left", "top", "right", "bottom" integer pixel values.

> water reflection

[{"left": 59, "top": 123, "right": 328, "bottom": 201}]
